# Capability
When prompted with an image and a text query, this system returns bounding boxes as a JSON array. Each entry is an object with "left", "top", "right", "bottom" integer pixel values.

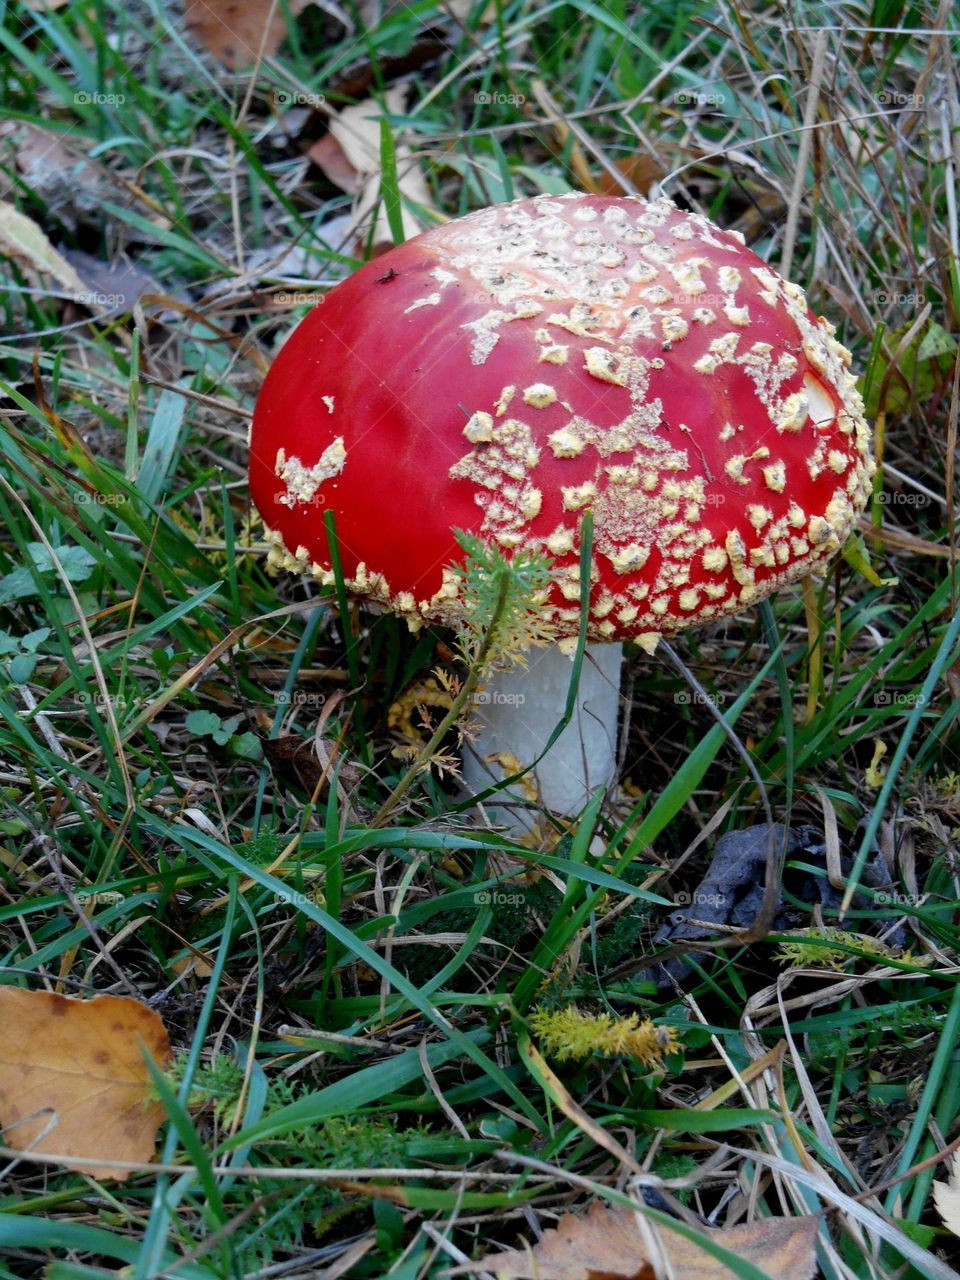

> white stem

[{"left": 461, "top": 642, "right": 623, "bottom": 833}]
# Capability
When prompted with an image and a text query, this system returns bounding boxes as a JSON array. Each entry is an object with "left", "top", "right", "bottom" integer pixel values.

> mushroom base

[{"left": 462, "top": 642, "right": 623, "bottom": 834}]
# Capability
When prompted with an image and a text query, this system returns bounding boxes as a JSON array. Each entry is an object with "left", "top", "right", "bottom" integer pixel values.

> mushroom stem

[{"left": 462, "top": 642, "right": 623, "bottom": 833}]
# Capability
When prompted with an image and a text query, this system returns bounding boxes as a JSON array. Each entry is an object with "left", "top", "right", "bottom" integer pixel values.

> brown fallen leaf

[
  {"left": 0, "top": 199, "right": 88, "bottom": 297},
  {"left": 451, "top": 1200, "right": 819, "bottom": 1280},
  {"left": 309, "top": 131, "right": 363, "bottom": 194},
  {"left": 596, "top": 151, "right": 670, "bottom": 196},
  {"left": 0, "top": 184, "right": 166, "bottom": 317},
  {"left": 1, "top": 121, "right": 77, "bottom": 192},
  {"left": 60, "top": 246, "right": 166, "bottom": 316},
  {"left": 170, "top": 952, "right": 216, "bottom": 980},
  {"left": 307, "top": 85, "right": 436, "bottom": 253},
  {"left": 934, "top": 1152, "right": 960, "bottom": 1237},
  {"left": 596, "top": 151, "right": 785, "bottom": 243},
  {"left": 185, "top": 0, "right": 311, "bottom": 69},
  {"left": 0, "top": 987, "right": 171, "bottom": 1180},
  {"left": 262, "top": 733, "right": 342, "bottom": 796},
  {"left": 0, "top": 121, "right": 122, "bottom": 236}
]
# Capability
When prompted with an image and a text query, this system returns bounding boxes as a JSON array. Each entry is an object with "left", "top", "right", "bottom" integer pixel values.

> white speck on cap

[
  {"left": 523, "top": 383, "right": 558, "bottom": 408},
  {"left": 274, "top": 437, "right": 346, "bottom": 506},
  {"left": 463, "top": 411, "right": 494, "bottom": 442},
  {"left": 547, "top": 425, "right": 585, "bottom": 457},
  {"left": 562, "top": 480, "right": 598, "bottom": 511}
]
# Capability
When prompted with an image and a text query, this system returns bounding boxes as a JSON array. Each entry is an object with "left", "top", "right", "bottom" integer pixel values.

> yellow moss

[
  {"left": 529, "top": 1004, "right": 678, "bottom": 1069},
  {"left": 775, "top": 927, "right": 928, "bottom": 971}
]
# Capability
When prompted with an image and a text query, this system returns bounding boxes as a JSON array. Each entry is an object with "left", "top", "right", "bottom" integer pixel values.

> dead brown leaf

[
  {"left": 0, "top": 175, "right": 164, "bottom": 317},
  {"left": 596, "top": 152, "right": 671, "bottom": 196},
  {"left": 0, "top": 987, "right": 171, "bottom": 1180},
  {"left": 60, "top": 247, "right": 166, "bottom": 315},
  {"left": 0, "top": 121, "right": 118, "bottom": 234},
  {"left": 308, "top": 131, "right": 363, "bottom": 194},
  {"left": 170, "top": 953, "right": 216, "bottom": 980},
  {"left": 934, "top": 1152, "right": 960, "bottom": 1237},
  {"left": 185, "top": 0, "right": 311, "bottom": 69},
  {"left": 452, "top": 1201, "right": 820, "bottom": 1280},
  {"left": 596, "top": 151, "right": 784, "bottom": 243},
  {"left": 1, "top": 121, "right": 75, "bottom": 189},
  {"left": 308, "top": 85, "right": 435, "bottom": 252},
  {"left": 262, "top": 733, "right": 339, "bottom": 795},
  {"left": 0, "top": 199, "right": 88, "bottom": 297}
]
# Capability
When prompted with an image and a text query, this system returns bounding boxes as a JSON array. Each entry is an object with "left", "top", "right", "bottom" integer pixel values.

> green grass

[{"left": 1, "top": 0, "right": 960, "bottom": 1276}]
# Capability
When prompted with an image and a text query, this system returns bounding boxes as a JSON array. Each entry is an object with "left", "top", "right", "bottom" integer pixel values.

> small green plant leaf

[
  {"left": 7, "top": 653, "right": 39, "bottom": 684},
  {"left": 229, "top": 731, "right": 262, "bottom": 760},
  {"left": 186, "top": 709, "right": 222, "bottom": 736},
  {"left": 0, "top": 543, "right": 96, "bottom": 603}
]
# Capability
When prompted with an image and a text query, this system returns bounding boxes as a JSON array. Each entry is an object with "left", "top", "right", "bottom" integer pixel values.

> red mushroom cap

[{"left": 249, "top": 193, "right": 873, "bottom": 644}]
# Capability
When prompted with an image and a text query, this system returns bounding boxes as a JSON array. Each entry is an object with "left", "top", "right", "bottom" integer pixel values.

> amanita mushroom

[{"left": 249, "top": 193, "right": 873, "bottom": 827}]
